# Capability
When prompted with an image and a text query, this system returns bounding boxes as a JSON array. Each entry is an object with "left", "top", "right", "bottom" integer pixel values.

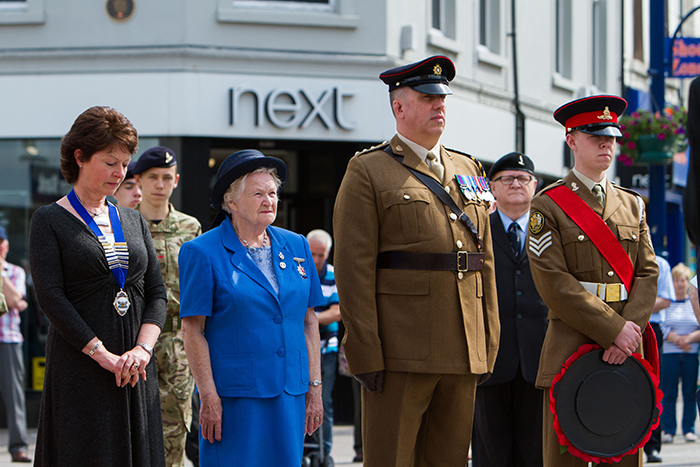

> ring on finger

[
  {"left": 314, "top": 417, "right": 320, "bottom": 421},
  {"left": 132, "top": 363, "right": 139, "bottom": 369}
]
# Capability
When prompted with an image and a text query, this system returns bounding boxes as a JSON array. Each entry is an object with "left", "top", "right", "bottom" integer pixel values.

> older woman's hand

[
  {"left": 305, "top": 385, "right": 323, "bottom": 435},
  {"left": 200, "top": 394, "right": 223, "bottom": 443}
]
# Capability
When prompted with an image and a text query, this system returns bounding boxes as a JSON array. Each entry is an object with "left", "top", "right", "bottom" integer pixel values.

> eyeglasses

[{"left": 492, "top": 175, "right": 534, "bottom": 186}]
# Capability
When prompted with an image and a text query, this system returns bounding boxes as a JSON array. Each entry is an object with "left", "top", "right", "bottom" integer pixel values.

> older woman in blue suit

[{"left": 180, "top": 150, "right": 324, "bottom": 466}]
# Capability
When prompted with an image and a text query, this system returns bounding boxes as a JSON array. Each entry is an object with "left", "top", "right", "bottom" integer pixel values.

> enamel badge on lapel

[
  {"left": 293, "top": 257, "right": 308, "bottom": 279},
  {"left": 455, "top": 175, "right": 493, "bottom": 202}
]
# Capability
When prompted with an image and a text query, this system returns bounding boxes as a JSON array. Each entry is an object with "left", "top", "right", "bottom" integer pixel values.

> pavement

[{"left": 1, "top": 407, "right": 700, "bottom": 466}]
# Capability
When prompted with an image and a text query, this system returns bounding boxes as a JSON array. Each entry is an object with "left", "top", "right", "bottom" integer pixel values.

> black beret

[
  {"left": 553, "top": 95, "right": 627, "bottom": 137},
  {"left": 132, "top": 146, "right": 177, "bottom": 175},
  {"left": 124, "top": 161, "right": 137, "bottom": 181},
  {"left": 209, "top": 150, "right": 288, "bottom": 229},
  {"left": 488, "top": 152, "right": 535, "bottom": 180},
  {"left": 380, "top": 55, "right": 455, "bottom": 95}
]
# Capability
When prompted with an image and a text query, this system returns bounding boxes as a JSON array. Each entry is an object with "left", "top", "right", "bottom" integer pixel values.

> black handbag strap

[{"left": 383, "top": 146, "right": 484, "bottom": 251}]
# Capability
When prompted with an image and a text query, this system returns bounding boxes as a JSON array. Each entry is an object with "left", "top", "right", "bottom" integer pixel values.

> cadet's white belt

[{"left": 580, "top": 282, "right": 628, "bottom": 302}]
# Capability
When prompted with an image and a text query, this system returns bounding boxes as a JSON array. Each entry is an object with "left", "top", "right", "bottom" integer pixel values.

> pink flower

[
  {"left": 624, "top": 132, "right": 631, "bottom": 139},
  {"left": 657, "top": 134, "right": 666, "bottom": 140},
  {"left": 627, "top": 141, "right": 636, "bottom": 150}
]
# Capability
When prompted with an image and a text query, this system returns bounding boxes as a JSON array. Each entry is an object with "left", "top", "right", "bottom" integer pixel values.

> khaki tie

[
  {"left": 592, "top": 184, "right": 606, "bottom": 208},
  {"left": 426, "top": 151, "right": 445, "bottom": 183}
]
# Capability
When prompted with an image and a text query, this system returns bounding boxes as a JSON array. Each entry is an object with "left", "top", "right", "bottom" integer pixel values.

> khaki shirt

[
  {"left": 527, "top": 172, "right": 659, "bottom": 388},
  {"left": 137, "top": 203, "right": 201, "bottom": 321}
]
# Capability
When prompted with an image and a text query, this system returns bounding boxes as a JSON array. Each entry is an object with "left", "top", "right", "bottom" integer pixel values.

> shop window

[
  {"left": 553, "top": 0, "right": 573, "bottom": 87},
  {"left": 218, "top": 0, "right": 358, "bottom": 28},
  {"left": 0, "top": 0, "right": 44, "bottom": 24}
]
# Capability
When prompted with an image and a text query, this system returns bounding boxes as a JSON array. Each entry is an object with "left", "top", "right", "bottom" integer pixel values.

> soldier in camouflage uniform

[{"left": 133, "top": 147, "right": 201, "bottom": 467}]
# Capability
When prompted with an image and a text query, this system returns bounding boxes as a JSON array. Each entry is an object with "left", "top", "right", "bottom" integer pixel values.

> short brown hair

[{"left": 60, "top": 106, "right": 138, "bottom": 184}]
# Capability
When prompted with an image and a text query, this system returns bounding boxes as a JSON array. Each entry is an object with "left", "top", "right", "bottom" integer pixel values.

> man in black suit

[{"left": 472, "top": 152, "right": 548, "bottom": 467}]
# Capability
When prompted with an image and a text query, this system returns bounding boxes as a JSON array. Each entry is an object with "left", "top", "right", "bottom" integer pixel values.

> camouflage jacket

[{"left": 137, "top": 203, "right": 201, "bottom": 320}]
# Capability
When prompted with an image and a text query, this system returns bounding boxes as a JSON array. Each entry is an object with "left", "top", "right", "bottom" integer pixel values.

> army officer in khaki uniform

[
  {"left": 527, "top": 95, "right": 658, "bottom": 467},
  {"left": 333, "top": 55, "right": 499, "bottom": 467}
]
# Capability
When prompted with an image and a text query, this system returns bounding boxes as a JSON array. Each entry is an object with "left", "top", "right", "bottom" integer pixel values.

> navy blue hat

[
  {"left": 380, "top": 55, "right": 455, "bottom": 95},
  {"left": 210, "top": 150, "right": 288, "bottom": 228},
  {"left": 554, "top": 95, "right": 627, "bottom": 137},
  {"left": 488, "top": 152, "right": 535, "bottom": 180},
  {"left": 0, "top": 225, "right": 6, "bottom": 241},
  {"left": 132, "top": 146, "right": 177, "bottom": 175},
  {"left": 124, "top": 161, "right": 137, "bottom": 181}
]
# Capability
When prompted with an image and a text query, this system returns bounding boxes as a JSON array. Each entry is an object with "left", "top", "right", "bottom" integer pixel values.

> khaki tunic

[
  {"left": 527, "top": 172, "right": 658, "bottom": 389},
  {"left": 333, "top": 135, "right": 499, "bottom": 377}
]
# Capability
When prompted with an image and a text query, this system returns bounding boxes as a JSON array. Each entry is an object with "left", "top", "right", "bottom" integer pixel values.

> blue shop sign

[{"left": 670, "top": 37, "right": 700, "bottom": 78}]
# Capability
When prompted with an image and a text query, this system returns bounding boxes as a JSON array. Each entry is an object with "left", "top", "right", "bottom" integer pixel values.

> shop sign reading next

[{"left": 229, "top": 86, "right": 356, "bottom": 131}]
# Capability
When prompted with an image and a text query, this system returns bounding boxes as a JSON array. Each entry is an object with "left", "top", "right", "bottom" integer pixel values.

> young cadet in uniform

[
  {"left": 472, "top": 152, "right": 547, "bottom": 467},
  {"left": 527, "top": 95, "right": 658, "bottom": 467},
  {"left": 333, "top": 55, "right": 499, "bottom": 467},
  {"left": 133, "top": 147, "right": 202, "bottom": 467},
  {"left": 112, "top": 161, "right": 142, "bottom": 208}
]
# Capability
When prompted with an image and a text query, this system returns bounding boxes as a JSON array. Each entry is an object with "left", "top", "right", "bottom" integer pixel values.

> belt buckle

[
  {"left": 457, "top": 251, "right": 468, "bottom": 272},
  {"left": 606, "top": 284, "right": 621, "bottom": 302}
]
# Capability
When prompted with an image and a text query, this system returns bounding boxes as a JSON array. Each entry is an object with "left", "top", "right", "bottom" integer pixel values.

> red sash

[
  {"left": 545, "top": 185, "right": 634, "bottom": 291},
  {"left": 545, "top": 185, "right": 659, "bottom": 377}
]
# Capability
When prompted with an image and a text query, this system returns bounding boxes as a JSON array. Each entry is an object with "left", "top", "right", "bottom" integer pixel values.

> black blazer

[{"left": 481, "top": 211, "right": 548, "bottom": 386}]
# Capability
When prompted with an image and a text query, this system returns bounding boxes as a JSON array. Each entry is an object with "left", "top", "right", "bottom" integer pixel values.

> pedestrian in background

[
  {"left": 0, "top": 226, "right": 31, "bottom": 463},
  {"left": 307, "top": 228, "right": 341, "bottom": 460},
  {"left": 660, "top": 263, "right": 699, "bottom": 444}
]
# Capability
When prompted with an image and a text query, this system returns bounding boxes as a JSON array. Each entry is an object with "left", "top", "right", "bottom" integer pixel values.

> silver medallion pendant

[{"left": 113, "top": 290, "right": 130, "bottom": 316}]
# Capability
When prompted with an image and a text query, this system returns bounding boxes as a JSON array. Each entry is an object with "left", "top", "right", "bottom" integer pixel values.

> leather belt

[
  {"left": 162, "top": 315, "right": 181, "bottom": 333},
  {"left": 377, "top": 251, "right": 485, "bottom": 272},
  {"left": 580, "top": 282, "right": 628, "bottom": 302}
]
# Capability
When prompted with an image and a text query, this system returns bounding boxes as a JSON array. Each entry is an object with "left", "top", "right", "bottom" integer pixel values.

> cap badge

[
  {"left": 518, "top": 155, "right": 525, "bottom": 166},
  {"left": 597, "top": 106, "right": 613, "bottom": 121},
  {"left": 165, "top": 152, "right": 173, "bottom": 163},
  {"left": 433, "top": 64, "right": 442, "bottom": 76}
]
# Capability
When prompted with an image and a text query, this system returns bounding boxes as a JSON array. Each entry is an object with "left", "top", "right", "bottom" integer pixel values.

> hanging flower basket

[
  {"left": 617, "top": 107, "right": 687, "bottom": 166},
  {"left": 636, "top": 134, "right": 673, "bottom": 164}
]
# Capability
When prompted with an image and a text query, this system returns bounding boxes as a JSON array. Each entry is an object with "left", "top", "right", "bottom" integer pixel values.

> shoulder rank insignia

[
  {"left": 354, "top": 141, "right": 389, "bottom": 157},
  {"left": 529, "top": 211, "right": 546, "bottom": 235}
]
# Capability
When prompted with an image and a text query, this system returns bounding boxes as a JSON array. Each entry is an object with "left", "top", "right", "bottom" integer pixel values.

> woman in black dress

[{"left": 29, "top": 106, "right": 167, "bottom": 467}]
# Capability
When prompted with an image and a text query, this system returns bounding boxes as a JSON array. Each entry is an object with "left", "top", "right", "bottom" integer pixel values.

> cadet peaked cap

[
  {"left": 132, "top": 146, "right": 177, "bottom": 175},
  {"left": 380, "top": 55, "right": 455, "bottom": 95},
  {"left": 0, "top": 225, "right": 6, "bottom": 241},
  {"left": 488, "top": 152, "right": 535, "bottom": 180},
  {"left": 553, "top": 95, "right": 627, "bottom": 137}
]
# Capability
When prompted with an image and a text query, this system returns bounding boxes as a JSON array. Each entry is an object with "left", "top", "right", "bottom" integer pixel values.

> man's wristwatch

[
  {"left": 137, "top": 342, "right": 154, "bottom": 356},
  {"left": 309, "top": 380, "right": 323, "bottom": 387}
]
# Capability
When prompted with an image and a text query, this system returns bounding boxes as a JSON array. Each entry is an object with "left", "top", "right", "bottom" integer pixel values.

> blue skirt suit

[{"left": 179, "top": 220, "right": 324, "bottom": 466}]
